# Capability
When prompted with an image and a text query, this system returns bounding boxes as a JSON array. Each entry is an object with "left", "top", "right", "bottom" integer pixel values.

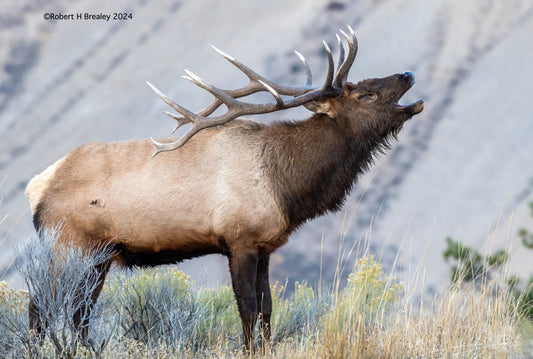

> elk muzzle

[{"left": 394, "top": 72, "right": 424, "bottom": 115}]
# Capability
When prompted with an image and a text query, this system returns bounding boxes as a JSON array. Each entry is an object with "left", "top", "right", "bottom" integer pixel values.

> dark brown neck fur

[{"left": 262, "top": 114, "right": 389, "bottom": 232}]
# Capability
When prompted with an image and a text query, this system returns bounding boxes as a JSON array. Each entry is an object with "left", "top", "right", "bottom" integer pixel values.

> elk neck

[{"left": 262, "top": 113, "right": 385, "bottom": 232}]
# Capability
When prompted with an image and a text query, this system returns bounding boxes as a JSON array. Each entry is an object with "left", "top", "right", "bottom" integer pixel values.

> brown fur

[{"left": 26, "top": 72, "right": 423, "bottom": 350}]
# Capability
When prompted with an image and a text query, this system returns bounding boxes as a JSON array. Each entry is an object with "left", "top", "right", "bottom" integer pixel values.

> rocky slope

[{"left": 1, "top": 0, "right": 532, "bottom": 291}]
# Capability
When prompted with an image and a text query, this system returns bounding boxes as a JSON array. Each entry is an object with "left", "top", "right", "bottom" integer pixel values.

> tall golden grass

[{"left": 264, "top": 260, "right": 523, "bottom": 359}]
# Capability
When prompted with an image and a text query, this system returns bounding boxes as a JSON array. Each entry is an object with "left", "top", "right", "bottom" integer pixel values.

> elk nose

[{"left": 401, "top": 71, "right": 415, "bottom": 85}]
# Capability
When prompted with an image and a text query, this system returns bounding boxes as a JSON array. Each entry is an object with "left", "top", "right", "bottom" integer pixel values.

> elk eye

[{"left": 358, "top": 93, "right": 377, "bottom": 102}]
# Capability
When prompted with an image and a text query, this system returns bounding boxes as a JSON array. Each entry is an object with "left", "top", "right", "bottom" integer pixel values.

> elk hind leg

[
  {"left": 72, "top": 260, "right": 111, "bottom": 341},
  {"left": 29, "top": 298, "right": 47, "bottom": 341}
]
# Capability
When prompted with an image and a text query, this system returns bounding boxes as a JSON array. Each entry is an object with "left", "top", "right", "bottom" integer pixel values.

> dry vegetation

[{"left": 0, "top": 231, "right": 529, "bottom": 358}]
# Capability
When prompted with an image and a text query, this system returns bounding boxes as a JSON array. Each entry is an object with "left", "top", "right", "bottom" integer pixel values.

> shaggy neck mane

[{"left": 263, "top": 113, "right": 391, "bottom": 232}]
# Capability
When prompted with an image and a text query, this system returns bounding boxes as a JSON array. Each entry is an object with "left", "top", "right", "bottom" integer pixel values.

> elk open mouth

[{"left": 394, "top": 72, "right": 424, "bottom": 115}]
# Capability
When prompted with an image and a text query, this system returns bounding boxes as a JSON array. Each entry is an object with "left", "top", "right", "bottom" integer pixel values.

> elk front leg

[
  {"left": 229, "top": 249, "right": 258, "bottom": 353},
  {"left": 256, "top": 252, "right": 272, "bottom": 348}
]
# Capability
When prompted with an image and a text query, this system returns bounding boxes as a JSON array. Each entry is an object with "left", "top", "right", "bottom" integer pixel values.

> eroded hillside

[{"left": 1, "top": 0, "right": 532, "bottom": 291}]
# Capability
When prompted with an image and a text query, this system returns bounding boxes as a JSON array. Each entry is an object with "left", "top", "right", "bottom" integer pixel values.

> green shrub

[
  {"left": 318, "top": 255, "right": 402, "bottom": 358},
  {"left": 270, "top": 280, "right": 326, "bottom": 344},
  {"left": 518, "top": 202, "right": 533, "bottom": 249},
  {"left": 444, "top": 203, "right": 533, "bottom": 325},
  {"left": 102, "top": 267, "right": 195, "bottom": 347},
  {"left": 0, "top": 281, "right": 29, "bottom": 356},
  {"left": 510, "top": 201, "right": 533, "bottom": 322},
  {"left": 191, "top": 285, "right": 241, "bottom": 350},
  {"left": 98, "top": 255, "right": 400, "bottom": 355},
  {"left": 443, "top": 236, "right": 508, "bottom": 285},
  {"left": 327, "top": 256, "right": 401, "bottom": 329}
]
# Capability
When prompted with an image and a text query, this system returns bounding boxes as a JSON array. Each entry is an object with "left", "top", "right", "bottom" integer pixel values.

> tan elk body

[
  {"left": 27, "top": 126, "right": 287, "bottom": 256},
  {"left": 25, "top": 28, "right": 423, "bottom": 351}
]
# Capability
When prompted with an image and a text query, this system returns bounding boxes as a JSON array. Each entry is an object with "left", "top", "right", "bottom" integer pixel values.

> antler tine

[
  {"left": 150, "top": 109, "right": 246, "bottom": 158},
  {"left": 259, "top": 80, "right": 284, "bottom": 107},
  {"left": 183, "top": 69, "right": 238, "bottom": 106},
  {"left": 212, "top": 45, "right": 311, "bottom": 97},
  {"left": 147, "top": 81, "right": 198, "bottom": 124},
  {"left": 294, "top": 51, "right": 313, "bottom": 87},
  {"left": 163, "top": 111, "right": 191, "bottom": 133},
  {"left": 154, "top": 101, "right": 224, "bottom": 126},
  {"left": 336, "top": 34, "right": 345, "bottom": 71},
  {"left": 211, "top": 46, "right": 278, "bottom": 94},
  {"left": 333, "top": 27, "right": 358, "bottom": 89},
  {"left": 322, "top": 41, "right": 335, "bottom": 90},
  {"left": 151, "top": 136, "right": 187, "bottom": 158},
  {"left": 151, "top": 123, "right": 214, "bottom": 158},
  {"left": 211, "top": 46, "right": 257, "bottom": 82}
]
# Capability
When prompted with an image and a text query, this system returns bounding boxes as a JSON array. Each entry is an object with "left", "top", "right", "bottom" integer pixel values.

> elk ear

[{"left": 304, "top": 98, "right": 339, "bottom": 118}]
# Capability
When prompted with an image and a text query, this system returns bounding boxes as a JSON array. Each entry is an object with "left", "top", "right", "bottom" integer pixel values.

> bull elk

[{"left": 25, "top": 27, "right": 423, "bottom": 351}]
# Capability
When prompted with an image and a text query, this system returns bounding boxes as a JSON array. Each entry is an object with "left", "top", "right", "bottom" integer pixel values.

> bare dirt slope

[{"left": 1, "top": 0, "right": 532, "bottom": 291}]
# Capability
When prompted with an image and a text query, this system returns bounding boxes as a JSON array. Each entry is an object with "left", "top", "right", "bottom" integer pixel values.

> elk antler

[{"left": 148, "top": 26, "right": 357, "bottom": 157}]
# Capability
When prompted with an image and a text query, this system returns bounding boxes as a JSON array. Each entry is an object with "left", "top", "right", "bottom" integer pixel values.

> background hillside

[{"left": 1, "top": 0, "right": 532, "bottom": 292}]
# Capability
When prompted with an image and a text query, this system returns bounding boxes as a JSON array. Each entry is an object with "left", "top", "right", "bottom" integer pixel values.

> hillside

[{"left": 1, "top": 0, "right": 532, "bottom": 291}]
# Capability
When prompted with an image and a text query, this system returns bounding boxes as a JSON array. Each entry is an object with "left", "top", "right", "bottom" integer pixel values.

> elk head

[{"left": 308, "top": 72, "right": 424, "bottom": 138}]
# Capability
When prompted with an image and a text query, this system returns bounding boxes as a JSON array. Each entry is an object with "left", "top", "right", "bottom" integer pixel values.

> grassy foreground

[{"left": 0, "top": 235, "right": 530, "bottom": 358}]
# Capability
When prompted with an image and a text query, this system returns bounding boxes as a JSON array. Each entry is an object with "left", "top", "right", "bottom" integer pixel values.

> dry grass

[
  {"left": 267, "top": 266, "right": 523, "bottom": 359},
  {"left": 317, "top": 287, "right": 520, "bottom": 359},
  {"left": 98, "top": 257, "right": 524, "bottom": 359},
  {"left": 0, "top": 234, "right": 529, "bottom": 358}
]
